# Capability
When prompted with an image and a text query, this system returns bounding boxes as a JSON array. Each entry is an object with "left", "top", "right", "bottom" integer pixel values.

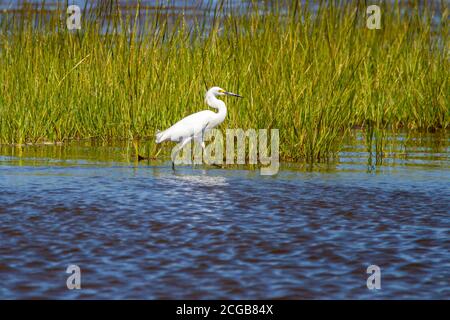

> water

[{"left": 0, "top": 132, "right": 449, "bottom": 299}]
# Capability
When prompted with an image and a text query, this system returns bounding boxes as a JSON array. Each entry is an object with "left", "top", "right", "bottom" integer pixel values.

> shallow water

[{"left": 0, "top": 132, "right": 449, "bottom": 299}]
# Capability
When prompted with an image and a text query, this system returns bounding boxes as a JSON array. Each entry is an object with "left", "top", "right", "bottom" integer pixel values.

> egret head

[{"left": 208, "top": 86, "right": 243, "bottom": 98}]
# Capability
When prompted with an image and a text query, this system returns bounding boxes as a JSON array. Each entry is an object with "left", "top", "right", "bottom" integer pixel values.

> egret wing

[{"left": 156, "top": 110, "right": 215, "bottom": 143}]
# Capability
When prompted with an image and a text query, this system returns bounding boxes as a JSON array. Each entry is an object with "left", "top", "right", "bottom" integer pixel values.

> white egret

[{"left": 155, "top": 86, "right": 242, "bottom": 169}]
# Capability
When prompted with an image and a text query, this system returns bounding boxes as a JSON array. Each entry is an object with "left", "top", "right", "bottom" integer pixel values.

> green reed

[{"left": 0, "top": 0, "right": 448, "bottom": 162}]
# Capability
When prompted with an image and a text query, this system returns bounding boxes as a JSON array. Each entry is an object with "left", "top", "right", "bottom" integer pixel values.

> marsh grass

[{"left": 0, "top": 0, "right": 448, "bottom": 162}]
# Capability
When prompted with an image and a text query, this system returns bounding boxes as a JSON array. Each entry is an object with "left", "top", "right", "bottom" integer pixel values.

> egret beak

[{"left": 225, "top": 91, "right": 243, "bottom": 98}]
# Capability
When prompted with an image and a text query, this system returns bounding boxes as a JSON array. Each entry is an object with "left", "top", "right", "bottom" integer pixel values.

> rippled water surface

[{"left": 0, "top": 132, "right": 449, "bottom": 299}]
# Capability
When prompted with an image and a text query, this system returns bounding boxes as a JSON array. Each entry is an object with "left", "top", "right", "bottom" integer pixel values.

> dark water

[{"left": 0, "top": 132, "right": 449, "bottom": 299}]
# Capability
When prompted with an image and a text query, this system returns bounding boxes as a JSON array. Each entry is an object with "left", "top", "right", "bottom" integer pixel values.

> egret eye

[{"left": 219, "top": 89, "right": 225, "bottom": 93}]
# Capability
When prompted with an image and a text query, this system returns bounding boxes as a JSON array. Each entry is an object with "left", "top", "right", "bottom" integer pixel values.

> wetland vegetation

[{"left": 0, "top": 0, "right": 448, "bottom": 162}]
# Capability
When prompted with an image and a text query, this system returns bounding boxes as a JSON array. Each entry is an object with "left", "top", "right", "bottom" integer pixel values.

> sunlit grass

[{"left": 0, "top": 0, "right": 448, "bottom": 162}]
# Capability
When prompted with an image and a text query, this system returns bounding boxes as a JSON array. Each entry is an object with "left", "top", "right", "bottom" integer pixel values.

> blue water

[{"left": 0, "top": 135, "right": 449, "bottom": 299}]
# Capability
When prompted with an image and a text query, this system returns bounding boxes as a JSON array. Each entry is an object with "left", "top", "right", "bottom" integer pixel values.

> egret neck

[{"left": 205, "top": 91, "right": 227, "bottom": 127}]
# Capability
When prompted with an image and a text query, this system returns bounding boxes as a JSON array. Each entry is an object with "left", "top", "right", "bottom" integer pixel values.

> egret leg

[
  {"left": 199, "top": 142, "right": 207, "bottom": 168},
  {"left": 171, "top": 137, "right": 192, "bottom": 171},
  {"left": 171, "top": 148, "right": 179, "bottom": 171}
]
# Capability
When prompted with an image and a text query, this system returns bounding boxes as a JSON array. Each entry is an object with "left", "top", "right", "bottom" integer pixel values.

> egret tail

[{"left": 155, "top": 130, "right": 166, "bottom": 143}]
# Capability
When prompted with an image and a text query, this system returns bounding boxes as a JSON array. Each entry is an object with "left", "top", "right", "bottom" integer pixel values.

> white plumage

[{"left": 155, "top": 86, "right": 242, "bottom": 169}]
